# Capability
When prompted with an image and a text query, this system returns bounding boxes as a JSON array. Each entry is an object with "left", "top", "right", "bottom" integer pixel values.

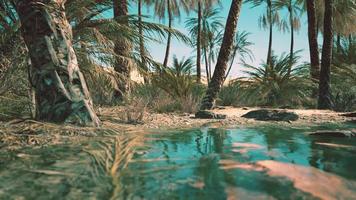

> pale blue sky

[{"left": 124, "top": 1, "right": 311, "bottom": 77}]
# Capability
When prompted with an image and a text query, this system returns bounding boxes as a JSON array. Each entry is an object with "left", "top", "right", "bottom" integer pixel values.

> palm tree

[
  {"left": 147, "top": 0, "right": 191, "bottom": 68},
  {"left": 192, "top": 0, "right": 220, "bottom": 83},
  {"left": 224, "top": 31, "right": 254, "bottom": 81},
  {"left": 199, "top": 0, "right": 243, "bottom": 110},
  {"left": 305, "top": 0, "right": 320, "bottom": 80},
  {"left": 246, "top": 0, "right": 279, "bottom": 66},
  {"left": 15, "top": 0, "right": 100, "bottom": 126},
  {"left": 318, "top": 0, "right": 333, "bottom": 109},
  {"left": 273, "top": 0, "right": 301, "bottom": 76},
  {"left": 113, "top": 0, "right": 131, "bottom": 100},
  {"left": 185, "top": 7, "right": 223, "bottom": 83}
]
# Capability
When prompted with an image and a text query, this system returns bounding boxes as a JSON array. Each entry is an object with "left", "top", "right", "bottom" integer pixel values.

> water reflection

[
  {"left": 121, "top": 125, "right": 356, "bottom": 199},
  {"left": 1, "top": 125, "right": 356, "bottom": 199}
]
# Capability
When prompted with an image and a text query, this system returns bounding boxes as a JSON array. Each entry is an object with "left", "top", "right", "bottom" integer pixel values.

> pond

[{"left": 1, "top": 124, "right": 356, "bottom": 199}]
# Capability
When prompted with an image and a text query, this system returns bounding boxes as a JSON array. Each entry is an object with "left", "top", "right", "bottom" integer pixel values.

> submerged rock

[
  {"left": 195, "top": 110, "right": 227, "bottom": 119},
  {"left": 241, "top": 109, "right": 299, "bottom": 122},
  {"left": 309, "top": 130, "right": 356, "bottom": 137}
]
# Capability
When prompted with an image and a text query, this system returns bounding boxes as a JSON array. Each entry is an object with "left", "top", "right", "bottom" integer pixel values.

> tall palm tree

[
  {"left": 15, "top": 0, "right": 100, "bottom": 126},
  {"left": 305, "top": 0, "right": 320, "bottom": 80},
  {"left": 199, "top": 0, "right": 243, "bottom": 110},
  {"left": 113, "top": 0, "right": 131, "bottom": 100},
  {"left": 147, "top": 0, "right": 191, "bottom": 68},
  {"left": 192, "top": 0, "right": 220, "bottom": 83},
  {"left": 273, "top": 0, "right": 301, "bottom": 76},
  {"left": 186, "top": 7, "right": 223, "bottom": 83},
  {"left": 318, "top": 0, "right": 333, "bottom": 109},
  {"left": 246, "top": 0, "right": 279, "bottom": 66},
  {"left": 137, "top": 0, "right": 150, "bottom": 83}
]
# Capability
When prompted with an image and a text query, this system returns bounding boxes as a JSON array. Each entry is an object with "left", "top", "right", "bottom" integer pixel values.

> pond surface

[{"left": 1, "top": 124, "right": 356, "bottom": 199}]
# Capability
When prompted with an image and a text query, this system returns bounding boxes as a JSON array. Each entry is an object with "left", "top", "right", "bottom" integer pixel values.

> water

[{"left": 1, "top": 124, "right": 356, "bottom": 199}]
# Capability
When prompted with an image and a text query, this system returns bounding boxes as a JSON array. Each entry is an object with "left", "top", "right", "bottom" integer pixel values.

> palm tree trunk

[
  {"left": 200, "top": 0, "right": 243, "bottom": 110},
  {"left": 318, "top": 0, "right": 333, "bottom": 109},
  {"left": 113, "top": 0, "right": 131, "bottom": 100},
  {"left": 204, "top": 45, "right": 210, "bottom": 83},
  {"left": 266, "top": 2, "right": 273, "bottom": 66},
  {"left": 16, "top": 0, "right": 100, "bottom": 126},
  {"left": 287, "top": 6, "right": 294, "bottom": 77},
  {"left": 306, "top": 0, "right": 320, "bottom": 80},
  {"left": 163, "top": 0, "right": 172, "bottom": 68},
  {"left": 138, "top": 0, "right": 149, "bottom": 83},
  {"left": 196, "top": 1, "right": 202, "bottom": 83},
  {"left": 224, "top": 47, "right": 238, "bottom": 82}
]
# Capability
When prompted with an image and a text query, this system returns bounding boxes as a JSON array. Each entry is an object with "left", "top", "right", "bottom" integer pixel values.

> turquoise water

[{"left": 1, "top": 124, "right": 356, "bottom": 199}]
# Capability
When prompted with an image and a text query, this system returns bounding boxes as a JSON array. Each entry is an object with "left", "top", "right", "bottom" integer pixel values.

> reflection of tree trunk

[
  {"left": 16, "top": 0, "right": 100, "bottom": 126},
  {"left": 196, "top": 1, "right": 202, "bottom": 83},
  {"left": 138, "top": 0, "right": 149, "bottom": 83},
  {"left": 306, "top": 0, "right": 320, "bottom": 80},
  {"left": 318, "top": 0, "right": 333, "bottom": 109},
  {"left": 163, "top": 0, "right": 172, "bottom": 68},
  {"left": 113, "top": 0, "right": 131, "bottom": 100},
  {"left": 200, "top": 0, "right": 243, "bottom": 110}
]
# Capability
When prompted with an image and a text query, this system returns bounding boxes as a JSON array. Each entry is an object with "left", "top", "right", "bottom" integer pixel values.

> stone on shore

[{"left": 242, "top": 109, "right": 299, "bottom": 122}]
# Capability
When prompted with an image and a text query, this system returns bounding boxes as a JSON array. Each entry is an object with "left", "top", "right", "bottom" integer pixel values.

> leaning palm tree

[
  {"left": 318, "top": 0, "right": 334, "bottom": 109},
  {"left": 146, "top": 0, "right": 191, "bottom": 68},
  {"left": 15, "top": 0, "right": 100, "bottom": 126},
  {"left": 224, "top": 31, "right": 254, "bottom": 81},
  {"left": 273, "top": 0, "right": 302, "bottom": 76},
  {"left": 199, "top": 0, "right": 244, "bottom": 110},
  {"left": 246, "top": 0, "right": 280, "bottom": 66}
]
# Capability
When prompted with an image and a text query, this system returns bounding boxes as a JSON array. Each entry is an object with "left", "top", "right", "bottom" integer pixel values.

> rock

[
  {"left": 195, "top": 110, "right": 227, "bottom": 119},
  {"left": 241, "top": 109, "right": 299, "bottom": 122},
  {"left": 242, "top": 107, "right": 249, "bottom": 110},
  {"left": 341, "top": 112, "right": 356, "bottom": 118},
  {"left": 309, "top": 130, "right": 356, "bottom": 137}
]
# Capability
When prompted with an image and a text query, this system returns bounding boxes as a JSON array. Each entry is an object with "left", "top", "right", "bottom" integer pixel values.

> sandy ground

[{"left": 99, "top": 106, "right": 355, "bottom": 130}]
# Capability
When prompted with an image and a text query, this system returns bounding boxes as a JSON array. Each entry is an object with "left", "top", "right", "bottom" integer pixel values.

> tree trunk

[
  {"left": 199, "top": 0, "right": 243, "bottom": 110},
  {"left": 163, "top": 0, "right": 172, "bottom": 68},
  {"left": 196, "top": 1, "right": 202, "bottom": 83},
  {"left": 266, "top": 2, "right": 273, "bottom": 66},
  {"left": 113, "top": 0, "right": 131, "bottom": 100},
  {"left": 287, "top": 6, "right": 294, "bottom": 77},
  {"left": 204, "top": 45, "right": 210, "bottom": 83},
  {"left": 138, "top": 0, "right": 149, "bottom": 83},
  {"left": 306, "top": 0, "right": 320, "bottom": 80},
  {"left": 318, "top": 0, "right": 333, "bottom": 109},
  {"left": 16, "top": 0, "right": 100, "bottom": 126},
  {"left": 224, "top": 47, "right": 238, "bottom": 82}
]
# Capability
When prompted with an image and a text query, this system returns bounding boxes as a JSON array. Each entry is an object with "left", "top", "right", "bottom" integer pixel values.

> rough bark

[
  {"left": 138, "top": 0, "right": 149, "bottom": 83},
  {"left": 306, "top": 0, "right": 320, "bottom": 80},
  {"left": 16, "top": 0, "right": 100, "bottom": 126},
  {"left": 196, "top": 1, "right": 202, "bottom": 83},
  {"left": 113, "top": 0, "right": 131, "bottom": 100},
  {"left": 318, "top": 0, "right": 333, "bottom": 109},
  {"left": 163, "top": 0, "right": 172, "bottom": 68},
  {"left": 199, "top": 0, "right": 243, "bottom": 110}
]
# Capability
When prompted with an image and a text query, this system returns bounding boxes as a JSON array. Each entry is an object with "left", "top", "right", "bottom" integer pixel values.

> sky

[{"left": 125, "top": 1, "right": 311, "bottom": 78}]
